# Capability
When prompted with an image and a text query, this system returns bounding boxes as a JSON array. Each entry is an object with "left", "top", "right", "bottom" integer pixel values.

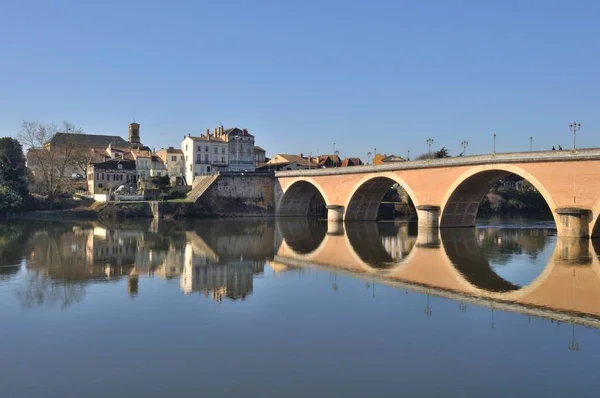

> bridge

[
  {"left": 273, "top": 219, "right": 600, "bottom": 327},
  {"left": 274, "top": 148, "right": 600, "bottom": 237}
]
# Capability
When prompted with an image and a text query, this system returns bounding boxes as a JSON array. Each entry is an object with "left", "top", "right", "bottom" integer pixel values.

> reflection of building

[
  {"left": 180, "top": 233, "right": 263, "bottom": 302},
  {"left": 381, "top": 234, "right": 417, "bottom": 261}
]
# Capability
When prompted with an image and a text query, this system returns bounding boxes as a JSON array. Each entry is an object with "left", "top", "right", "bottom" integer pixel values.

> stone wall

[{"left": 194, "top": 173, "right": 275, "bottom": 217}]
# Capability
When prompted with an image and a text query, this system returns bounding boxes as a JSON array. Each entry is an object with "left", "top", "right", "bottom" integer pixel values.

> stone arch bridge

[{"left": 275, "top": 149, "right": 600, "bottom": 237}]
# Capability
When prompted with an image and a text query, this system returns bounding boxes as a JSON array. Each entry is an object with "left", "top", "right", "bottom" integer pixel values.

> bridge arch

[
  {"left": 588, "top": 200, "right": 600, "bottom": 238},
  {"left": 439, "top": 164, "right": 558, "bottom": 228},
  {"left": 278, "top": 179, "right": 329, "bottom": 217},
  {"left": 344, "top": 173, "right": 420, "bottom": 221},
  {"left": 345, "top": 222, "right": 418, "bottom": 270}
]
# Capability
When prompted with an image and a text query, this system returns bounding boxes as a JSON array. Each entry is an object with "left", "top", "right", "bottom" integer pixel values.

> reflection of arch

[
  {"left": 440, "top": 165, "right": 557, "bottom": 228},
  {"left": 589, "top": 199, "right": 600, "bottom": 237},
  {"left": 278, "top": 180, "right": 328, "bottom": 217},
  {"left": 345, "top": 222, "right": 417, "bottom": 269},
  {"left": 345, "top": 174, "right": 419, "bottom": 221},
  {"left": 441, "top": 228, "right": 520, "bottom": 293},
  {"left": 276, "top": 218, "right": 327, "bottom": 255}
]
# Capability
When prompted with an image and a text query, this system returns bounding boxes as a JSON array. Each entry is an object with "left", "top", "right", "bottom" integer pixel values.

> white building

[{"left": 181, "top": 130, "right": 229, "bottom": 185}]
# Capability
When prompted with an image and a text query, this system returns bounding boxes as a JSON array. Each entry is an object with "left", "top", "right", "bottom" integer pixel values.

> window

[
  {"left": 185, "top": 145, "right": 188, "bottom": 151},
  {"left": 96, "top": 173, "right": 99, "bottom": 180},
  {"left": 222, "top": 148, "right": 225, "bottom": 154},
  {"left": 214, "top": 147, "right": 218, "bottom": 154},
  {"left": 205, "top": 146, "right": 209, "bottom": 152},
  {"left": 205, "top": 154, "right": 209, "bottom": 161},
  {"left": 171, "top": 156, "right": 177, "bottom": 162},
  {"left": 197, "top": 146, "right": 201, "bottom": 152},
  {"left": 117, "top": 164, "right": 123, "bottom": 170},
  {"left": 221, "top": 156, "right": 225, "bottom": 163}
]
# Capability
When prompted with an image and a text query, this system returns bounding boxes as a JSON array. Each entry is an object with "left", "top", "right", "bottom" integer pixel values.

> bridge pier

[
  {"left": 417, "top": 205, "right": 440, "bottom": 229},
  {"left": 555, "top": 237, "right": 592, "bottom": 265},
  {"left": 555, "top": 208, "right": 592, "bottom": 238},
  {"left": 416, "top": 227, "right": 440, "bottom": 248},
  {"left": 326, "top": 205, "right": 345, "bottom": 222}
]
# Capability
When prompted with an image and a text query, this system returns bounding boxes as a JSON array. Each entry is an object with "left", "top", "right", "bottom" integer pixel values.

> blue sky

[{"left": 1, "top": 0, "right": 599, "bottom": 159}]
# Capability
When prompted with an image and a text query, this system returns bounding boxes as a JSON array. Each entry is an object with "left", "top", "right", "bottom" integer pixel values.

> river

[{"left": 1, "top": 217, "right": 599, "bottom": 397}]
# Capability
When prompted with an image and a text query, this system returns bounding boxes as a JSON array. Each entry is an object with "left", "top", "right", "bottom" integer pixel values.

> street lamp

[
  {"left": 570, "top": 122, "right": 581, "bottom": 151},
  {"left": 407, "top": 149, "right": 410, "bottom": 161},
  {"left": 332, "top": 141, "right": 336, "bottom": 154},
  {"left": 493, "top": 133, "right": 497, "bottom": 154},
  {"left": 461, "top": 140, "right": 468, "bottom": 155},
  {"left": 426, "top": 138, "right": 434, "bottom": 159},
  {"left": 530, "top": 136, "right": 533, "bottom": 152},
  {"left": 334, "top": 150, "right": 339, "bottom": 168},
  {"left": 367, "top": 151, "right": 372, "bottom": 164}
]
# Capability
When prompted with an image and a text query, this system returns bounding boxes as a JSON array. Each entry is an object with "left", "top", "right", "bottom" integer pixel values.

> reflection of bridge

[
  {"left": 274, "top": 220, "right": 600, "bottom": 326},
  {"left": 275, "top": 150, "right": 600, "bottom": 237}
]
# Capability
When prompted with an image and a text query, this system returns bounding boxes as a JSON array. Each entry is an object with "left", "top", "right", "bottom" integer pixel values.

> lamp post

[
  {"left": 334, "top": 150, "right": 339, "bottom": 168},
  {"left": 570, "top": 122, "right": 581, "bottom": 151},
  {"left": 367, "top": 152, "right": 372, "bottom": 164},
  {"left": 530, "top": 136, "right": 533, "bottom": 152},
  {"left": 407, "top": 149, "right": 410, "bottom": 161},
  {"left": 424, "top": 294, "right": 432, "bottom": 316},
  {"left": 493, "top": 133, "right": 497, "bottom": 154},
  {"left": 461, "top": 140, "right": 468, "bottom": 155},
  {"left": 332, "top": 141, "right": 336, "bottom": 154},
  {"left": 427, "top": 138, "right": 434, "bottom": 159}
]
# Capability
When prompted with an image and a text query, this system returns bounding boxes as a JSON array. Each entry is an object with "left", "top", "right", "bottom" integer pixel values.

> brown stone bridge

[
  {"left": 274, "top": 148, "right": 600, "bottom": 237},
  {"left": 273, "top": 219, "right": 600, "bottom": 325}
]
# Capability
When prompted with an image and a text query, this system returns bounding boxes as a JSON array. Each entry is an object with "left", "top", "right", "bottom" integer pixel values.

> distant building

[
  {"left": 254, "top": 146, "right": 267, "bottom": 167},
  {"left": 315, "top": 154, "right": 342, "bottom": 168},
  {"left": 27, "top": 122, "right": 152, "bottom": 179},
  {"left": 181, "top": 130, "right": 229, "bottom": 184},
  {"left": 373, "top": 153, "right": 405, "bottom": 165},
  {"left": 340, "top": 157, "right": 364, "bottom": 167},
  {"left": 87, "top": 159, "right": 137, "bottom": 194},
  {"left": 381, "top": 154, "right": 406, "bottom": 163},
  {"left": 260, "top": 154, "right": 315, "bottom": 171},
  {"left": 212, "top": 126, "right": 256, "bottom": 172},
  {"left": 155, "top": 147, "right": 186, "bottom": 182}
]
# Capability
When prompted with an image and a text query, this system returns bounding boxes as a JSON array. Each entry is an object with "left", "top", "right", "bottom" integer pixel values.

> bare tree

[{"left": 18, "top": 120, "right": 87, "bottom": 201}]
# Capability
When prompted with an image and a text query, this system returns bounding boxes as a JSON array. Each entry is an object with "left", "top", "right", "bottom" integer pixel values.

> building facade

[
  {"left": 181, "top": 131, "right": 229, "bottom": 185},
  {"left": 155, "top": 147, "right": 186, "bottom": 180},
  {"left": 254, "top": 146, "right": 267, "bottom": 167},
  {"left": 212, "top": 126, "right": 256, "bottom": 172},
  {"left": 87, "top": 159, "right": 137, "bottom": 194}
]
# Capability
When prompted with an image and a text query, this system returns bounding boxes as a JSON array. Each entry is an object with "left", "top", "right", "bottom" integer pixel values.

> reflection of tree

[
  {"left": 0, "top": 222, "right": 30, "bottom": 269},
  {"left": 16, "top": 271, "right": 86, "bottom": 309},
  {"left": 478, "top": 229, "right": 550, "bottom": 265}
]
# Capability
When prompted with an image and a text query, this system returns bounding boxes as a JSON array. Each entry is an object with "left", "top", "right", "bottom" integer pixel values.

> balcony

[{"left": 195, "top": 159, "right": 210, "bottom": 164}]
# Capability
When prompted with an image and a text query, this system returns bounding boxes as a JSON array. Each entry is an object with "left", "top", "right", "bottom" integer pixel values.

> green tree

[
  {"left": 414, "top": 146, "right": 451, "bottom": 160},
  {"left": 0, "top": 137, "right": 29, "bottom": 198}
]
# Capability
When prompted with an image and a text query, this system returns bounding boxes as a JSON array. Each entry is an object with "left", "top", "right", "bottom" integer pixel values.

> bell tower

[{"left": 128, "top": 122, "right": 141, "bottom": 145}]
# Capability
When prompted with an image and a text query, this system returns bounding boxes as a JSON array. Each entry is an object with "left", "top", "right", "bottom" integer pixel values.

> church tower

[{"left": 128, "top": 122, "right": 141, "bottom": 145}]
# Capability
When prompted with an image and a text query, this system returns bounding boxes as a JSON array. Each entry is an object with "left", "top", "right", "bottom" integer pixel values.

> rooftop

[
  {"left": 49, "top": 132, "right": 131, "bottom": 148},
  {"left": 91, "top": 159, "right": 136, "bottom": 170}
]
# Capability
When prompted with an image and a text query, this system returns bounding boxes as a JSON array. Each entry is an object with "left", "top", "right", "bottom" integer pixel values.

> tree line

[{"left": 0, "top": 121, "right": 88, "bottom": 213}]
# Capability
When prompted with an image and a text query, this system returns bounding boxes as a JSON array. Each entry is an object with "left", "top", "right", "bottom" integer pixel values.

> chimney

[
  {"left": 206, "top": 129, "right": 210, "bottom": 137},
  {"left": 299, "top": 153, "right": 303, "bottom": 158}
]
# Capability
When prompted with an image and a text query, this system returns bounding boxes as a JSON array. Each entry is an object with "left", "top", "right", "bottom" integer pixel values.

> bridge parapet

[{"left": 275, "top": 148, "right": 600, "bottom": 177}]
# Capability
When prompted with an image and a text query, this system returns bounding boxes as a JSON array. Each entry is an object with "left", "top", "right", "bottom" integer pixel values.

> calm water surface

[{"left": 1, "top": 218, "right": 600, "bottom": 398}]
